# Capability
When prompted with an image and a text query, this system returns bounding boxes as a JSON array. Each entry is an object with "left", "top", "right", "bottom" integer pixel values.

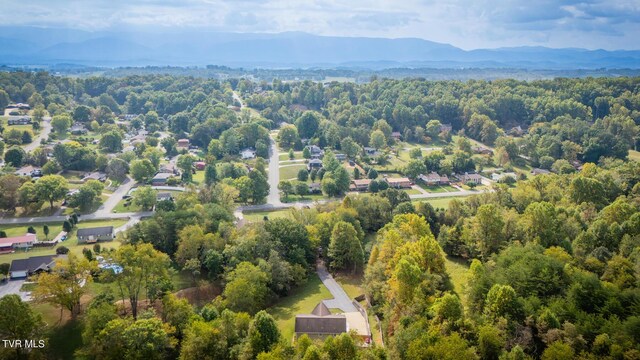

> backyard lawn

[
  {"left": 279, "top": 151, "right": 303, "bottom": 161},
  {"left": 279, "top": 164, "right": 307, "bottom": 181},
  {"left": 268, "top": 273, "right": 333, "bottom": 342}
]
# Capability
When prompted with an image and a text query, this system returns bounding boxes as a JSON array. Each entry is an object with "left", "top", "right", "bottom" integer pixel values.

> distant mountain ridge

[{"left": 0, "top": 26, "right": 638, "bottom": 69}]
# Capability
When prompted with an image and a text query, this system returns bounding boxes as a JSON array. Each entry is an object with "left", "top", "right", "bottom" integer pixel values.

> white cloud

[{"left": 0, "top": 0, "right": 637, "bottom": 49}]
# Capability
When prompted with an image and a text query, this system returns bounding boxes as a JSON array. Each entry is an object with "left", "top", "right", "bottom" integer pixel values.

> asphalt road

[
  {"left": 23, "top": 117, "right": 52, "bottom": 153},
  {"left": 267, "top": 135, "right": 282, "bottom": 207},
  {"left": 94, "top": 176, "right": 136, "bottom": 217}
]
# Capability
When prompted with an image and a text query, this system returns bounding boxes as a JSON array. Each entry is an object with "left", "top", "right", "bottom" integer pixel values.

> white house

[{"left": 240, "top": 148, "right": 256, "bottom": 160}]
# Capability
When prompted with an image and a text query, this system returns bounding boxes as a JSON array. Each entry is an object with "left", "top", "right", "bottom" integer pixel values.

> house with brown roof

[
  {"left": 418, "top": 172, "right": 450, "bottom": 186},
  {"left": 295, "top": 302, "right": 347, "bottom": 340},
  {"left": 384, "top": 177, "right": 412, "bottom": 189},
  {"left": 351, "top": 179, "right": 371, "bottom": 191},
  {"left": 177, "top": 139, "right": 190, "bottom": 148},
  {"left": 459, "top": 172, "right": 482, "bottom": 184}
]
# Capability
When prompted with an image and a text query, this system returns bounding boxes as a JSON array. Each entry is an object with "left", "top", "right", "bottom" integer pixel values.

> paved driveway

[
  {"left": 0, "top": 279, "right": 31, "bottom": 301},
  {"left": 317, "top": 262, "right": 357, "bottom": 312}
]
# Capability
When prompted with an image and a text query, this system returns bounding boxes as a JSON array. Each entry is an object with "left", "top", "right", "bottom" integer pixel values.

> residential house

[
  {"left": 77, "top": 226, "right": 114, "bottom": 244},
  {"left": 491, "top": 172, "right": 517, "bottom": 182},
  {"left": 0, "top": 234, "right": 37, "bottom": 254},
  {"left": 473, "top": 146, "right": 494, "bottom": 155},
  {"left": 308, "top": 183, "right": 322, "bottom": 194},
  {"left": 70, "top": 123, "right": 88, "bottom": 135},
  {"left": 82, "top": 171, "right": 107, "bottom": 182},
  {"left": 459, "top": 172, "right": 482, "bottom": 184},
  {"left": 334, "top": 153, "right": 346, "bottom": 161},
  {"left": 363, "top": 147, "right": 380, "bottom": 157},
  {"left": 177, "top": 139, "right": 190, "bottom": 148},
  {"left": 307, "top": 159, "right": 323, "bottom": 171},
  {"left": 159, "top": 163, "right": 179, "bottom": 175},
  {"left": 7, "top": 116, "right": 31, "bottom": 125},
  {"left": 156, "top": 192, "right": 173, "bottom": 202},
  {"left": 194, "top": 161, "right": 206, "bottom": 170},
  {"left": 240, "top": 148, "right": 256, "bottom": 160},
  {"left": 391, "top": 132, "right": 402, "bottom": 141},
  {"left": 14, "top": 165, "right": 39, "bottom": 177},
  {"left": 9, "top": 255, "right": 58, "bottom": 279},
  {"left": 151, "top": 172, "right": 175, "bottom": 186},
  {"left": 306, "top": 145, "right": 324, "bottom": 159},
  {"left": 531, "top": 168, "right": 550, "bottom": 175},
  {"left": 351, "top": 179, "right": 372, "bottom": 191},
  {"left": 419, "top": 172, "right": 450, "bottom": 186},
  {"left": 385, "top": 177, "right": 412, "bottom": 189},
  {"left": 295, "top": 302, "right": 347, "bottom": 340},
  {"left": 509, "top": 126, "right": 525, "bottom": 136}
]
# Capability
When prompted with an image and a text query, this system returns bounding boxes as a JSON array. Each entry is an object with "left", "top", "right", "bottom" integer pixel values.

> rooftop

[
  {"left": 77, "top": 226, "right": 114, "bottom": 237},
  {"left": 0, "top": 234, "right": 37, "bottom": 247}
]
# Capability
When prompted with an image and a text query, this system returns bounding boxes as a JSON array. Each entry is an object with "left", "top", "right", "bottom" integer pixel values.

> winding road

[{"left": 23, "top": 116, "right": 52, "bottom": 153}]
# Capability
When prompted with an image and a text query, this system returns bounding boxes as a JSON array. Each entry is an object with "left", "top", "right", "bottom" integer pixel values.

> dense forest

[{"left": 0, "top": 71, "right": 639, "bottom": 359}]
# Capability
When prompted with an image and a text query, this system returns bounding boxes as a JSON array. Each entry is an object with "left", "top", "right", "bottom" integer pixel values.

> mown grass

[
  {"left": 243, "top": 209, "right": 292, "bottom": 222},
  {"left": 267, "top": 274, "right": 332, "bottom": 342},
  {"left": 444, "top": 256, "right": 471, "bottom": 310},
  {"left": 279, "top": 164, "right": 307, "bottom": 181}
]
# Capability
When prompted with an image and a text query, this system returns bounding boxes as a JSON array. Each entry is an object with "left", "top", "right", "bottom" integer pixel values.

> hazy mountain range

[{"left": 1, "top": 26, "right": 639, "bottom": 69}]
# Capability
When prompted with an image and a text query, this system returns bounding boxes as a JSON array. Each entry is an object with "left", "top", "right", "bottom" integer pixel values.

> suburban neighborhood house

[
  {"left": 459, "top": 172, "right": 483, "bottom": 184},
  {"left": 307, "top": 159, "right": 323, "bottom": 171},
  {"left": 294, "top": 302, "right": 372, "bottom": 344},
  {"left": 152, "top": 172, "right": 175, "bottom": 186},
  {"left": 0, "top": 233, "right": 38, "bottom": 254},
  {"left": 240, "top": 148, "right": 256, "bottom": 159},
  {"left": 177, "top": 138, "right": 190, "bottom": 148},
  {"left": 77, "top": 226, "right": 115, "bottom": 244},
  {"left": 306, "top": 145, "right": 324, "bottom": 159},
  {"left": 419, "top": 172, "right": 450, "bottom": 186},
  {"left": 350, "top": 179, "right": 372, "bottom": 191},
  {"left": 9, "top": 255, "right": 59, "bottom": 279},
  {"left": 384, "top": 177, "right": 412, "bottom": 189}
]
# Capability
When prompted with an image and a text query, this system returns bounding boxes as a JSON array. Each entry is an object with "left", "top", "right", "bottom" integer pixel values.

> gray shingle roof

[
  {"left": 77, "top": 226, "right": 114, "bottom": 237},
  {"left": 10, "top": 255, "right": 57, "bottom": 273}
]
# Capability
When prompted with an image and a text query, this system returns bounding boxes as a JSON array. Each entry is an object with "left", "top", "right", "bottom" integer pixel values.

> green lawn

[
  {"left": 243, "top": 209, "right": 292, "bottom": 222},
  {"left": 0, "top": 219, "right": 128, "bottom": 263},
  {"left": 279, "top": 164, "right": 307, "bottom": 181},
  {"left": 281, "top": 194, "right": 325, "bottom": 203},
  {"left": 192, "top": 170, "right": 205, "bottom": 184},
  {"left": 112, "top": 197, "right": 143, "bottom": 213},
  {"left": 419, "top": 184, "right": 460, "bottom": 193},
  {"left": 267, "top": 273, "right": 332, "bottom": 341},
  {"left": 334, "top": 273, "right": 365, "bottom": 299},
  {"left": 404, "top": 188, "right": 421, "bottom": 195},
  {"left": 412, "top": 196, "right": 468, "bottom": 210},
  {"left": 444, "top": 256, "right": 471, "bottom": 310},
  {"left": 629, "top": 150, "right": 640, "bottom": 162},
  {"left": 279, "top": 151, "right": 303, "bottom": 161}
]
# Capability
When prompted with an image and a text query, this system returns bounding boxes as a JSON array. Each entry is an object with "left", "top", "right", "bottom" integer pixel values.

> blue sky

[{"left": 0, "top": 0, "right": 638, "bottom": 50}]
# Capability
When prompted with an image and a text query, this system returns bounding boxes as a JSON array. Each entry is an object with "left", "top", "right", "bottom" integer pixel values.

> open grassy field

[
  {"left": 0, "top": 219, "right": 128, "bottom": 263},
  {"left": 267, "top": 273, "right": 333, "bottom": 342},
  {"left": 243, "top": 209, "right": 292, "bottom": 222},
  {"left": 412, "top": 196, "right": 468, "bottom": 209},
  {"left": 279, "top": 164, "right": 307, "bottom": 181},
  {"left": 279, "top": 151, "right": 303, "bottom": 161},
  {"left": 629, "top": 150, "right": 640, "bottom": 162},
  {"left": 444, "top": 256, "right": 471, "bottom": 310},
  {"left": 192, "top": 170, "right": 205, "bottom": 184},
  {"left": 404, "top": 188, "right": 422, "bottom": 195}
]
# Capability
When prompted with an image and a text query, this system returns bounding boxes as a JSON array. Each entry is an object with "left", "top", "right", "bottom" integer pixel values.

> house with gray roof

[
  {"left": 295, "top": 302, "right": 347, "bottom": 340},
  {"left": 77, "top": 226, "right": 114, "bottom": 244},
  {"left": 9, "top": 255, "right": 59, "bottom": 279}
]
